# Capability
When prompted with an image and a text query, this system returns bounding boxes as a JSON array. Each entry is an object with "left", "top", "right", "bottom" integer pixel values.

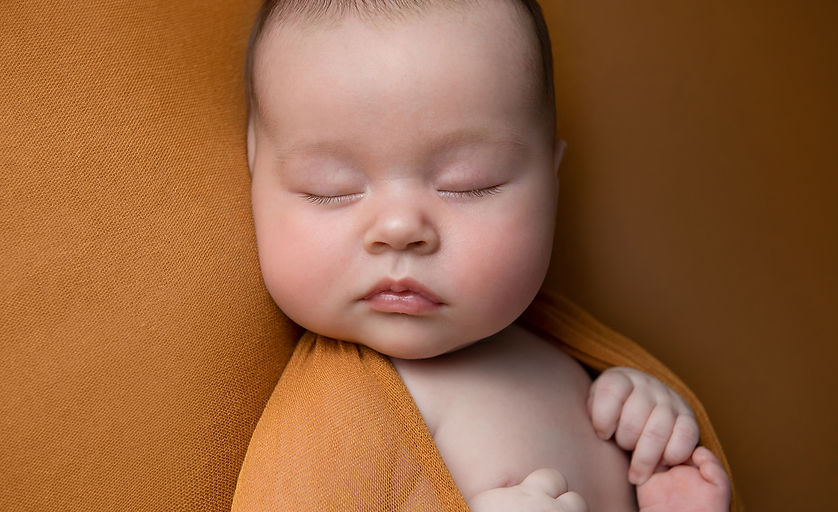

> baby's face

[{"left": 249, "top": 3, "right": 561, "bottom": 359}]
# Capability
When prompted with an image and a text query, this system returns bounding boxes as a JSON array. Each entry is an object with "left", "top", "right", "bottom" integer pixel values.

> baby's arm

[
  {"left": 636, "top": 446, "right": 730, "bottom": 512},
  {"left": 588, "top": 367, "right": 700, "bottom": 484}
]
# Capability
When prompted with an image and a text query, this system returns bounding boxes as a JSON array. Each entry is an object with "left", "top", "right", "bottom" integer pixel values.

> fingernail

[{"left": 628, "top": 469, "right": 641, "bottom": 485}]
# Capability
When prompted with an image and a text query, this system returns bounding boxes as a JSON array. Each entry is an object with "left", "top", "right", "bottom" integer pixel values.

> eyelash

[
  {"left": 438, "top": 185, "right": 503, "bottom": 199},
  {"left": 300, "top": 185, "right": 503, "bottom": 205},
  {"left": 300, "top": 193, "right": 364, "bottom": 205}
]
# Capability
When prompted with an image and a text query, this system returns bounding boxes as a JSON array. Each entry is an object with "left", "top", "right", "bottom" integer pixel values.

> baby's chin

[
  {"left": 362, "top": 336, "right": 478, "bottom": 360},
  {"left": 285, "top": 307, "right": 513, "bottom": 359},
  {"left": 350, "top": 324, "right": 505, "bottom": 360},
  {"left": 290, "top": 323, "right": 478, "bottom": 360}
]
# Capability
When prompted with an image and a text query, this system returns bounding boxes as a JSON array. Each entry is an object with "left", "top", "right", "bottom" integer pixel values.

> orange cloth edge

[
  {"left": 519, "top": 290, "right": 743, "bottom": 511},
  {"left": 363, "top": 350, "right": 471, "bottom": 512}
]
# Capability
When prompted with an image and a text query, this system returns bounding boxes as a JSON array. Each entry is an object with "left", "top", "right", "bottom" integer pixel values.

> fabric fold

[{"left": 231, "top": 332, "right": 468, "bottom": 511}]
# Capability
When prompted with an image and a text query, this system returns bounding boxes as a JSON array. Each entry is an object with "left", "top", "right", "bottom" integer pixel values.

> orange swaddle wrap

[
  {"left": 231, "top": 332, "right": 469, "bottom": 511},
  {"left": 232, "top": 290, "right": 740, "bottom": 511}
]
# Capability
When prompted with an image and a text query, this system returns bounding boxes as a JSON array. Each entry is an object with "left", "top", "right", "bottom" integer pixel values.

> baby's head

[{"left": 247, "top": 0, "right": 564, "bottom": 359}]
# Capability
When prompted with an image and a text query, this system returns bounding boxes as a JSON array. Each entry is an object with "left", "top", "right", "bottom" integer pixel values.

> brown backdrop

[{"left": 540, "top": 1, "right": 838, "bottom": 509}]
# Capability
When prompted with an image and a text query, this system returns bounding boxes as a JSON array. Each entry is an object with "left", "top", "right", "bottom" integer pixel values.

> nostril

[{"left": 367, "top": 240, "right": 427, "bottom": 253}]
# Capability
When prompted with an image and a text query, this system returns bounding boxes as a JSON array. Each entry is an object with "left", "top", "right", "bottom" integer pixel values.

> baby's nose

[{"left": 363, "top": 203, "right": 440, "bottom": 255}]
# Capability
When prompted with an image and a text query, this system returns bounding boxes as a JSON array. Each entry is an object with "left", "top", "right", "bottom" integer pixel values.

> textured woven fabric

[
  {"left": 232, "top": 291, "right": 741, "bottom": 511},
  {"left": 231, "top": 332, "right": 469, "bottom": 511},
  {"left": 1, "top": 1, "right": 300, "bottom": 511}
]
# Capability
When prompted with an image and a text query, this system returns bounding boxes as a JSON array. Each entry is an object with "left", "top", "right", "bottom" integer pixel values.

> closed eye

[
  {"left": 438, "top": 184, "right": 504, "bottom": 199},
  {"left": 300, "top": 192, "right": 364, "bottom": 205}
]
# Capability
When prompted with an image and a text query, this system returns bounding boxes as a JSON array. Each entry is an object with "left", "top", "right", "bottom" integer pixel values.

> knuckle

[
  {"left": 594, "top": 372, "right": 633, "bottom": 398},
  {"left": 674, "top": 417, "right": 700, "bottom": 442},
  {"left": 658, "top": 389, "right": 676, "bottom": 404},
  {"left": 650, "top": 394, "right": 673, "bottom": 411},
  {"left": 637, "top": 373, "right": 667, "bottom": 394},
  {"left": 640, "top": 423, "right": 672, "bottom": 445},
  {"left": 620, "top": 417, "right": 643, "bottom": 436}
]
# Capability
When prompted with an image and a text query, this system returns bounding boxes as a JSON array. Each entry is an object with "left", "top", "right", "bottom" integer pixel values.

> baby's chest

[
  {"left": 428, "top": 370, "right": 603, "bottom": 500},
  {"left": 393, "top": 330, "right": 635, "bottom": 509}
]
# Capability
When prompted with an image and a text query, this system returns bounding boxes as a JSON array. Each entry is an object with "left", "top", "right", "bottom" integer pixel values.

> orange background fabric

[
  {"left": 1, "top": 1, "right": 293, "bottom": 510},
  {"left": 3, "top": 0, "right": 835, "bottom": 510}
]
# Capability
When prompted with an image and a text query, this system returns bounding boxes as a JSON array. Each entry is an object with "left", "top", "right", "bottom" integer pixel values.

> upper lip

[{"left": 362, "top": 278, "right": 444, "bottom": 304}]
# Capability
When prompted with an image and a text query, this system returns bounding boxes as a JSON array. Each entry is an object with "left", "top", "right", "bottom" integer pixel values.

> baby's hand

[
  {"left": 637, "top": 446, "right": 731, "bottom": 512},
  {"left": 467, "top": 468, "right": 587, "bottom": 512},
  {"left": 588, "top": 367, "right": 699, "bottom": 484}
]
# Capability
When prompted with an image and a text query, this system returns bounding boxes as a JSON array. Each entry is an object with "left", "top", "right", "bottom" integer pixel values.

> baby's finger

[
  {"left": 613, "top": 391, "right": 654, "bottom": 451},
  {"left": 629, "top": 405, "right": 675, "bottom": 485},
  {"left": 693, "top": 447, "right": 731, "bottom": 489},
  {"left": 662, "top": 413, "right": 700, "bottom": 465},
  {"left": 519, "top": 468, "right": 568, "bottom": 498},
  {"left": 555, "top": 491, "right": 588, "bottom": 512},
  {"left": 589, "top": 370, "right": 633, "bottom": 440}
]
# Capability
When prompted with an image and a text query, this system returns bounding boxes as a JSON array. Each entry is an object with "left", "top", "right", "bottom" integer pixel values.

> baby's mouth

[{"left": 362, "top": 278, "right": 444, "bottom": 315}]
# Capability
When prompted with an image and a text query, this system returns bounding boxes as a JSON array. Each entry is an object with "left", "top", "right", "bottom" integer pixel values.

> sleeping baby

[{"left": 244, "top": 0, "right": 731, "bottom": 509}]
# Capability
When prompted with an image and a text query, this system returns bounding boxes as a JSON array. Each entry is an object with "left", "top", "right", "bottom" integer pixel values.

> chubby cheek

[
  {"left": 454, "top": 200, "right": 555, "bottom": 335},
  {"left": 255, "top": 209, "right": 350, "bottom": 332}
]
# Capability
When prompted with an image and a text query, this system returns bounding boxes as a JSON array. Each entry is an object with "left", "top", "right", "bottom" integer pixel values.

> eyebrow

[
  {"left": 430, "top": 129, "right": 530, "bottom": 154},
  {"left": 275, "top": 128, "right": 530, "bottom": 163}
]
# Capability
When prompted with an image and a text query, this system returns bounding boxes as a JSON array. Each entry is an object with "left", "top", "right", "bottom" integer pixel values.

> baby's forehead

[{"left": 249, "top": 0, "right": 548, "bottom": 118}]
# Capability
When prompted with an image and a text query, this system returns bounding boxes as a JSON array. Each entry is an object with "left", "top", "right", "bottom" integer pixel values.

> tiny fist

[
  {"left": 520, "top": 468, "right": 568, "bottom": 498},
  {"left": 555, "top": 491, "right": 588, "bottom": 512}
]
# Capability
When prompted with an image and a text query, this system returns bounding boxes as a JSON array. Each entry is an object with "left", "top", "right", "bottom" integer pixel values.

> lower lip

[{"left": 364, "top": 291, "right": 442, "bottom": 315}]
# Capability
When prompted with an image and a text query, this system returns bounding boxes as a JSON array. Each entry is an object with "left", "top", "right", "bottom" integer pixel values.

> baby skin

[
  {"left": 246, "top": 0, "right": 730, "bottom": 509},
  {"left": 395, "top": 325, "right": 730, "bottom": 511}
]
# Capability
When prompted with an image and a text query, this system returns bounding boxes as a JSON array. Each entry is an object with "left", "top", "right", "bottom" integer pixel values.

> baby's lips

[
  {"left": 362, "top": 277, "right": 444, "bottom": 305},
  {"left": 363, "top": 289, "right": 442, "bottom": 315}
]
